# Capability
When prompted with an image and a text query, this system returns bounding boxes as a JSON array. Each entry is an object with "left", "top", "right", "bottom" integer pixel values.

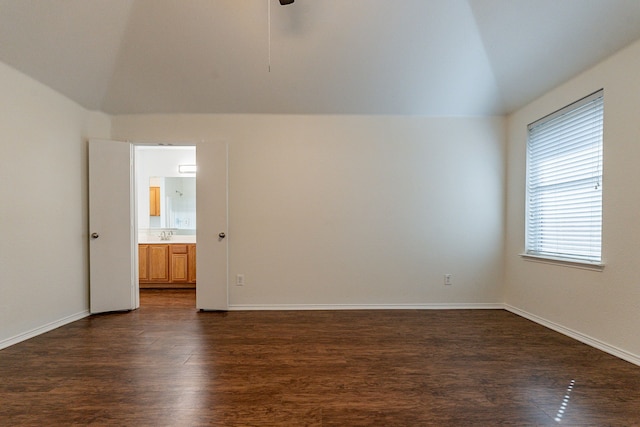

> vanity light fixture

[{"left": 178, "top": 164, "right": 197, "bottom": 174}]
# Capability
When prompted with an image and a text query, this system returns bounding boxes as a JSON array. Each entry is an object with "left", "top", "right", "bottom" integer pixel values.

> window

[{"left": 525, "top": 90, "right": 604, "bottom": 265}]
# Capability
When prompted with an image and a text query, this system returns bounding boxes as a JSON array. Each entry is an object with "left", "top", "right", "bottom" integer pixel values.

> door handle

[
  {"left": 218, "top": 232, "right": 226, "bottom": 239},
  {"left": 91, "top": 232, "right": 99, "bottom": 239}
]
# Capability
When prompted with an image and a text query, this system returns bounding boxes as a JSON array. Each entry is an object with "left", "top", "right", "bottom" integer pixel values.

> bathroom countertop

[{"left": 138, "top": 235, "right": 196, "bottom": 244}]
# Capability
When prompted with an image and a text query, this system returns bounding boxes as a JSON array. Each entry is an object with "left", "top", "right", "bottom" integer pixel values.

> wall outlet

[
  {"left": 444, "top": 274, "right": 452, "bottom": 285},
  {"left": 236, "top": 274, "right": 245, "bottom": 286}
]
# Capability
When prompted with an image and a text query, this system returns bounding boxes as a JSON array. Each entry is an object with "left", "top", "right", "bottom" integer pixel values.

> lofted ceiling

[{"left": 1, "top": 0, "right": 640, "bottom": 116}]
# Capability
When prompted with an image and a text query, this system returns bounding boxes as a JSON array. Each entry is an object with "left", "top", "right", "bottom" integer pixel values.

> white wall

[
  {"left": 505, "top": 39, "right": 640, "bottom": 361},
  {"left": 113, "top": 114, "right": 506, "bottom": 307},
  {"left": 0, "top": 61, "right": 110, "bottom": 347}
]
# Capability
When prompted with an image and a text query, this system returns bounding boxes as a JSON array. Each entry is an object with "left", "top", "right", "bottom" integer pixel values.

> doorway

[
  {"left": 135, "top": 145, "right": 197, "bottom": 307},
  {"left": 89, "top": 139, "right": 228, "bottom": 314}
]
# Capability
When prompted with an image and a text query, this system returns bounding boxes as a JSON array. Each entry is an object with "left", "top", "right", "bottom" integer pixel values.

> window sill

[{"left": 520, "top": 253, "right": 605, "bottom": 272}]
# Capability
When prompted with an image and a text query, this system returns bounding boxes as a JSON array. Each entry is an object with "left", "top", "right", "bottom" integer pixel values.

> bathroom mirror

[{"left": 148, "top": 177, "right": 196, "bottom": 230}]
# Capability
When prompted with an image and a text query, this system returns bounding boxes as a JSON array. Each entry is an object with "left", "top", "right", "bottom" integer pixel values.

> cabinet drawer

[{"left": 170, "top": 244, "right": 188, "bottom": 254}]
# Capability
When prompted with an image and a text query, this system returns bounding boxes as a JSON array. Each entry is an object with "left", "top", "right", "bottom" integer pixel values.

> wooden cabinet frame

[{"left": 139, "top": 243, "right": 196, "bottom": 289}]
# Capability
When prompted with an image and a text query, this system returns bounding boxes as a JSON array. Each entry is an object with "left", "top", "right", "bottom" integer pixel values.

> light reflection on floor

[{"left": 554, "top": 379, "right": 576, "bottom": 423}]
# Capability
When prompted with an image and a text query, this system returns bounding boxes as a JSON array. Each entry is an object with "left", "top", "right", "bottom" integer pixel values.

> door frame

[{"left": 132, "top": 140, "right": 229, "bottom": 310}]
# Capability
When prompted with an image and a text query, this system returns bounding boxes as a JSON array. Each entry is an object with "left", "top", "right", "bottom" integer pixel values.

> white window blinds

[{"left": 526, "top": 90, "right": 604, "bottom": 263}]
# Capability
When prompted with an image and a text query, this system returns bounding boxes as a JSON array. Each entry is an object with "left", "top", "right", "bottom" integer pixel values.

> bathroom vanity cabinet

[{"left": 139, "top": 243, "right": 196, "bottom": 288}]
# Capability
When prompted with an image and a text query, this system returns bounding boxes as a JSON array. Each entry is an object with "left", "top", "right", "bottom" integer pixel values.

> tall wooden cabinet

[
  {"left": 139, "top": 243, "right": 195, "bottom": 288},
  {"left": 149, "top": 186, "right": 160, "bottom": 216}
]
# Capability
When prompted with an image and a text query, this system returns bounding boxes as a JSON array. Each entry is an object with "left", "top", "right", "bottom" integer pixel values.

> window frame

[{"left": 522, "top": 90, "right": 605, "bottom": 270}]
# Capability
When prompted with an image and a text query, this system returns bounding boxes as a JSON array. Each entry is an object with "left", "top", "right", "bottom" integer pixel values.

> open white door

[
  {"left": 196, "top": 141, "right": 228, "bottom": 310},
  {"left": 89, "top": 139, "right": 137, "bottom": 314}
]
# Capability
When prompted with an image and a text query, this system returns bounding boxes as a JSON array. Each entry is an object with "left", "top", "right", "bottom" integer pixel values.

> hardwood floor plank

[{"left": 1, "top": 290, "right": 640, "bottom": 425}]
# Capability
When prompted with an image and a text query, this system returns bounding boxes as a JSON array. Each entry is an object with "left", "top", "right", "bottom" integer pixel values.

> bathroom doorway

[{"left": 135, "top": 145, "right": 197, "bottom": 306}]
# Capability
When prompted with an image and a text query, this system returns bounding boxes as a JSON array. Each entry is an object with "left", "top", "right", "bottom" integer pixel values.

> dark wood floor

[{"left": 1, "top": 290, "right": 640, "bottom": 426}]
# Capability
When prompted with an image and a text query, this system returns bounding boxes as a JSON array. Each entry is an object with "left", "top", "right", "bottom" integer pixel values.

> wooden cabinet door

[
  {"left": 149, "top": 244, "right": 169, "bottom": 282},
  {"left": 149, "top": 186, "right": 160, "bottom": 216},
  {"left": 170, "top": 245, "right": 188, "bottom": 283},
  {"left": 138, "top": 245, "right": 149, "bottom": 282},
  {"left": 188, "top": 245, "right": 196, "bottom": 284}
]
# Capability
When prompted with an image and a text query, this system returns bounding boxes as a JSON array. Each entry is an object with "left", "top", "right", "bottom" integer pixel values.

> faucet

[{"left": 159, "top": 230, "right": 173, "bottom": 241}]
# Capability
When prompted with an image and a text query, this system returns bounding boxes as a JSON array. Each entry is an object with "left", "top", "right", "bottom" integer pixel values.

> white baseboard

[
  {"left": 229, "top": 302, "right": 504, "bottom": 311},
  {"left": 505, "top": 304, "right": 640, "bottom": 367},
  {"left": 0, "top": 310, "right": 90, "bottom": 351}
]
